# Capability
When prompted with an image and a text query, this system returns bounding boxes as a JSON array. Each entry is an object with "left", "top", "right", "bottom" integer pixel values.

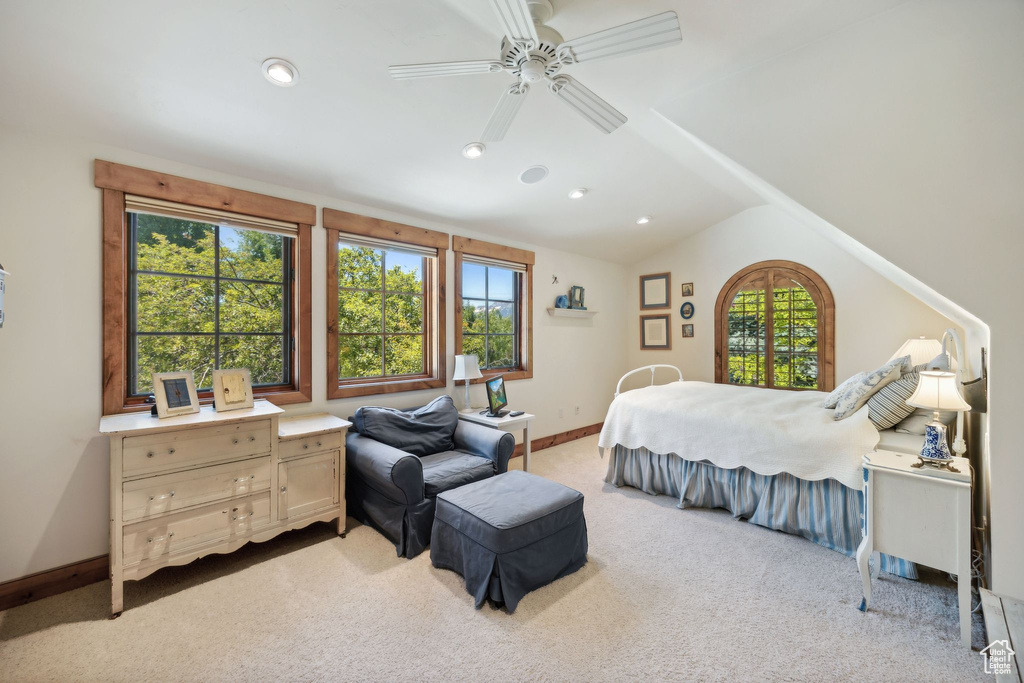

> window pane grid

[
  {"left": 336, "top": 242, "right": 428, "bottom": 380},
  {"left": 128, "top": 214, "right": 293, "bottom": 395},
  {"left": 461, "top": 263, "right": 520, "bottom": 370}
]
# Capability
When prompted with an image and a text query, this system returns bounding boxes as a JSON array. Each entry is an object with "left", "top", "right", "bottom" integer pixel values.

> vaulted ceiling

[{"left": 1, "top": 0, "right": 909, "bottom": 263}]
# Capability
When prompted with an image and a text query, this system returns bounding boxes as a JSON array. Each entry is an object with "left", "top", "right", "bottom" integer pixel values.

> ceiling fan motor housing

[{"left": 501, "top": 23, "right": 564, "bottom": 81}]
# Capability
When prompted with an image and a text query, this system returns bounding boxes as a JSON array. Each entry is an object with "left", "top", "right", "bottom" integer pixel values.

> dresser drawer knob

[
  {"left": 316, "top": 441, "right": 322, "bottom": 447},
  {"left": 280, "top": 486, "right": 287, "bottom": 493},
  {"left": 303, "top": 444, "right": 309, "bottom": 449},
  {"left": 148, "top": 532, "right": 174, "bottom": 543},
  {"left": 233, "top": 439, "right": 239, "bottom": 445},
  {"left": 149, "top": 491, "right": 175, "bottom": 502},
  {"left": 232, "top": 511, "right": 254, "bottom": 521},
  {"left": 249, "top": 436, "right": 256, "bottom": 442},
  {"left": 147, "top": 452, "right": 154, "bottom": 458},
  {"left": 168, "top": 448, "right": 176, "bottom": 454}
]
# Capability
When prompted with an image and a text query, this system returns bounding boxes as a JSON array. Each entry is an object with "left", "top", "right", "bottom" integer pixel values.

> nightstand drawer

[
  {"left": 122, "top": 492, "right": 271, "bottom": 566},
  {"left": 279, "top": 433, "right": 343, "bottom": 460},
  {"left": 122, "top": 420, "right": 272, "bottom": 477},
  {"left": 122, "top": 457, "right": 272, "bottom": 522}
]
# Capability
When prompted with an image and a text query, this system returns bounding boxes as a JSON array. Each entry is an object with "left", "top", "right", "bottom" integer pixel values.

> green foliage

[
  {"left": 727, "top": 285, "right": 819, "bottom": 389},
  {"left": 337, "top": 245, "right": 425, "bottom": 379},
  {"left": 132, "top": 215, "right": 287, "bottom": 394}
]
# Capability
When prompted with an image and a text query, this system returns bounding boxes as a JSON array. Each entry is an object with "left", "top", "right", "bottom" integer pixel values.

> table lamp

[
  {"left": 906, "top": 370, "right": 971, "bottom": 472},
  {"left": 453, "top": 354, "right": 483, "bottom": 413}
]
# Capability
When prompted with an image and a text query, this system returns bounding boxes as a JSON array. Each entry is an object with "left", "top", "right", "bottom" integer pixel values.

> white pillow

[
  {"left": 894, "top": 407, "right": 957, "bottom": 435},
  {"left": 824, "top": 372, "right": 867, "bottom": 409},
  {"left": 833, "top": 356, "right": 908, "bottom": 421}
]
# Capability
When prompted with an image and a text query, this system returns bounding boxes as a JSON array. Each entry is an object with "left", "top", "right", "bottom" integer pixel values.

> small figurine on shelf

[{"left": 555, "top": 294, "right": 569, "bottom": 309}]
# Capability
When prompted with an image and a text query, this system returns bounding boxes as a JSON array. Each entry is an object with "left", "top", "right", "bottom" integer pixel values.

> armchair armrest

[
  {"left": 454, "top": 421, "right": 515, "bottom": 474},
  {"left": 345, "top": 433, "right": 424, "bottom": 505}
]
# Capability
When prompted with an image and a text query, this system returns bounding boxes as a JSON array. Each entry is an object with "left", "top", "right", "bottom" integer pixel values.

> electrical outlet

[
  {"left": 574, "top": 405, "right": 580, "bottom": 416},
  {"left": 558, "top": 408, "right": 564, "bottom": 419}
]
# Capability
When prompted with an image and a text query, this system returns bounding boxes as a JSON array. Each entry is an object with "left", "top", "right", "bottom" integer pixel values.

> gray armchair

[{"left": 346, "top": 398, "right": 514, "bottom": 558}]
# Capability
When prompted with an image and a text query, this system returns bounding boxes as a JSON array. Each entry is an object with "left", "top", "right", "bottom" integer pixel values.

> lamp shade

[
  {"left": 889, "top": 337, "right": 942, "bottom": 367},
  {"left": 452, "top": 354, "right": 483, "bottom": 382},
  {"left": 907, "top": 371, "right": 971, "bottom": 412}
]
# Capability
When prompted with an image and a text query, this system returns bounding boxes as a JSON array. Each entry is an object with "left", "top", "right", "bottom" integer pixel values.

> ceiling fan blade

[
  {"left": 556, "top": 11, "right": 682, "bottom": 65},
  {"left": 488, "top": 0, "right": 540, "bottom": 48},
  {"left": 547, "top": 76, "right": 627, "bottom": 134},
  {"left": 481, "top": 83, "right": 529, "bottom": 142},
  {"left": 388, "top": 60, "right": 504, "bottom": 80}
]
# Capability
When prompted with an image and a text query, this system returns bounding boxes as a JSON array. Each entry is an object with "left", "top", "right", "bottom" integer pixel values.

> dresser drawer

[
  {"left": 122, "top": 492, "right": 271, "bottom": 566},
  {"left": 122, "top": 420, "right": 272, "bottom": 477},
  {"left": 122, "top": 457, "right": 272, "bottom": 523},
  {"left": 279, "top": 432, "right": 344, "bottom": 460}
]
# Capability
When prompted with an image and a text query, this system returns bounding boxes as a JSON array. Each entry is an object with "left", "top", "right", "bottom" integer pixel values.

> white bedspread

[{"left": 598, "top": 381, "right": 880, "bottom": 490}]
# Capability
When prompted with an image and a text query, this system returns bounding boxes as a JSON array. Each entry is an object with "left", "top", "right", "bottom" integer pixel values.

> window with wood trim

[
  {"left": 453, "top": 236, "right": 534, "bottom": 382},
  {"left": 714, "top": 260, "right": 835, "bottom": 391},
  {"left": 324, "top": 209, "right": 447, "bottom": 399},
  {"left": 97, "top": 160, "right": 315, "bottom": 414}
]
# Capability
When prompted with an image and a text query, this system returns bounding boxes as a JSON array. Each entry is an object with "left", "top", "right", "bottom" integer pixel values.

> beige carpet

[{"left": 0, "top": 436, "right": 986, "bottom": 682}]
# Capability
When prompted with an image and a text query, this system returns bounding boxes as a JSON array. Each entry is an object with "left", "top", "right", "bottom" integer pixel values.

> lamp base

[{"left": 913, "top": 421, "right": 960, "bottom": 473}]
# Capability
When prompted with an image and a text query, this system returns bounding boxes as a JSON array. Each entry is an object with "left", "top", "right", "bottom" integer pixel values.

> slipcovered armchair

[{"left": 346, "top": 396, "right": 515, "bottom": 558}]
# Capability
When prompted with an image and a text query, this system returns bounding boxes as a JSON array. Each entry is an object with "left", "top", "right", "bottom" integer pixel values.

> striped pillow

[{"left": 868, "top": 371, "right": 920, "bottom": 429}]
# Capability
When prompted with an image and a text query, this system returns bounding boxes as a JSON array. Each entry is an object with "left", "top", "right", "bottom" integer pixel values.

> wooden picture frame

[
  {"left": 152, "top": 371, "right": 200, "bottom": 418},
  {"left": 681, "top": 282, "right": 694, "bottom": 297},
  {"left": 640, "top": 314, "right": 672, "bottom": 350},
  {"left": 212, "top": 369, "right": 254, "bottom": 412},
  {"left": 640, "top": 273, "right": 671, "bottom": 309},
  {"left": 682, "top": 324, "right": 694, "bottom": 338}
]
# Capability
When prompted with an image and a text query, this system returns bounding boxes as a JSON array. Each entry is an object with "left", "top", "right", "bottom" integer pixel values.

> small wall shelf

[{"left": 546, "top": 307, "right": 598, "bottom": 318}]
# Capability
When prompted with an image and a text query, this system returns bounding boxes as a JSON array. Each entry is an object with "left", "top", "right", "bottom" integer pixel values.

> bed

[{"left": 599, "top": 366, "right": 918, "bottom": 578}]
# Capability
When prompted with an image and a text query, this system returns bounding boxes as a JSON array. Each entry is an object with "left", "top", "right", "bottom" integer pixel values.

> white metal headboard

[{"left": 614, "top": 364, "right": 683, "bottom": 397}]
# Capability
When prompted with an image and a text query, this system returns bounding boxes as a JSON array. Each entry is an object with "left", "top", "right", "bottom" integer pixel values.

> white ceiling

[{"left": 0, "top": 0, "right": 908, "bottom": 263}]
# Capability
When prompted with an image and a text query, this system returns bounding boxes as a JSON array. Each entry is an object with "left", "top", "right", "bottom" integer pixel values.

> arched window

[{"left": 714, "top": 260, "right": 835, "bottom": 391}]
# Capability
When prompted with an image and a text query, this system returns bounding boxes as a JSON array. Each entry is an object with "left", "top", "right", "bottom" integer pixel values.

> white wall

[
  {"left": 659, "top": 0, "right": 1024, "bottom": 598},
  {"left": 0, "top": 128, "right": 630, "bottom": 583},
  {"left": 624, "top": 205, "right": 959, "bottom": 386}
]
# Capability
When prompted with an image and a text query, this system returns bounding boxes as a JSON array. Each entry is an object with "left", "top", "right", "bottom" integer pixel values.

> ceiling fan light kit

[{"left": 388, "top": 0, "right": 682, "bottom": 144}]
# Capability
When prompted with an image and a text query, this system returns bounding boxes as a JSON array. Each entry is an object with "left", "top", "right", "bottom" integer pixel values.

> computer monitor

[{"left": 485, "top": 375, "right": 508, "bottom": 416}]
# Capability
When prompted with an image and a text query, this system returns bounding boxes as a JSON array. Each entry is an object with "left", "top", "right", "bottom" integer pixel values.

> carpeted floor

[{"left": 0, "top": 436, "right": 987, "bottom": 682}]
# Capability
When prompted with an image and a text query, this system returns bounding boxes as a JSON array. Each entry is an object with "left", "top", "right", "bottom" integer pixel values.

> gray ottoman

[{"left": 430, "top": 470, "right": 588, "bottom": 613}]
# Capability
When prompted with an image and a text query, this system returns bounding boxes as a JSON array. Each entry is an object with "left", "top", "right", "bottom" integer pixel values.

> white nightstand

[
  {"left": 458, "top": 411, "right": 535, "bottom": 472},
  {"left": 857, "top": 449, "right": 973, "bottom": 648}
]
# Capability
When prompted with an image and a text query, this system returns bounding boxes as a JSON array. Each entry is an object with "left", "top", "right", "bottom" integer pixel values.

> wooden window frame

[
  {"left": 453, "top": 236, "right": 534, "bottom": 384},
  {"left": 714, "top": 259, "right": 835, "bottom": 392},
  {"left": 324, "top": 208, "right": 448, "bottom": 399},
  {"left": 97, "top": 160, "right": 315, "bottom": 414}
]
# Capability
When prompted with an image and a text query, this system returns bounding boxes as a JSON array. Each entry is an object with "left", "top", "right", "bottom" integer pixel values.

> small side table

[
  {"left": 458, "top": 411, "right": 536, "bottom": 472},
  {"left": 857, "top": 449, "right": 973, "bottom": 648}
]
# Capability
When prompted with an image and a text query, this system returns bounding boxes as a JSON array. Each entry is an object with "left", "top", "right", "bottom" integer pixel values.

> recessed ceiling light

[
  {"left": 519, "top": 165, "right": 549, "bottom": 184},
  {"left": 262, "top": 58, "right": 299, "bottom": 87},
  {"left": 568, "top": 188, "right": 588, "bottom": 199},
  {"left": 636, "top": 216, "right": 652, "bottom": 225},
  {"left": 462, "top": 142, "right": 486, "bottom": 159}
]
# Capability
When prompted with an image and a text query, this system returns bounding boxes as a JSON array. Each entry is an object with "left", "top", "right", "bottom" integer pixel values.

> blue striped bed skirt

[{"left": 606, "top": 445, "right": 917, "bottom": 579}]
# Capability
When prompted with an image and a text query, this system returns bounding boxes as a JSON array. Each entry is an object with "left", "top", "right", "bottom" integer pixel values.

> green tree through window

[
  {"left": 337, "top": 242, "right": 426, "bottom": 379},
  {"left": 129, "top": 213, "right": 293, "bottom": 395},
  {"left": 461, "top": 261, "right": 519, "bottom": 370}
]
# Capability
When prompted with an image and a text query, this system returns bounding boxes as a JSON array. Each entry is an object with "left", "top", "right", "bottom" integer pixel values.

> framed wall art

[
  {"left": 680, "top": 301, "right": 695, "bottom": 319},
  {"left": 681, "top": 282, "right": 693, "bottom": 297},
  {"left": 152, "top": 371, "right": 200, "bottom": 418},
  {"left": 639, "top": 273, "right": 671, "bottom": 309},
  {"left": 212, "top": 368, "right": 254, "bottom": 412},
  {"left": 640, "top": 314, "right": 672, "bottom": 350},
  {"left": 682, "top": 324, "right": 694, "bottom": 338}
]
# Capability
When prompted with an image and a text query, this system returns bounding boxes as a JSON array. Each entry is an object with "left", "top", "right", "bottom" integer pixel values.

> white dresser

[{"left": 100, "top": 401, "right": 350, "bottom": 617}]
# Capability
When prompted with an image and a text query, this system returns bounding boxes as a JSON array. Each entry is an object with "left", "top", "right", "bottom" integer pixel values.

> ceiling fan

[{"left": 388, "top": 0, "right": 682, "bottom": 141}]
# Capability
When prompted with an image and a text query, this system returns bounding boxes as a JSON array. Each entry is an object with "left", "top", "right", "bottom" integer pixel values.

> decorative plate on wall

[{"left": 680, "top": 302, "right": 694, "bottom": 319}]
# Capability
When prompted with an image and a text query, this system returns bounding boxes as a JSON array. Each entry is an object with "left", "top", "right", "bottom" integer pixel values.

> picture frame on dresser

[
  {"left": 152, "top": 371, "right": 199, "bottom": 418},
  {"left": 212, "top": 368, "right": 254, "bottom": 412}
]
